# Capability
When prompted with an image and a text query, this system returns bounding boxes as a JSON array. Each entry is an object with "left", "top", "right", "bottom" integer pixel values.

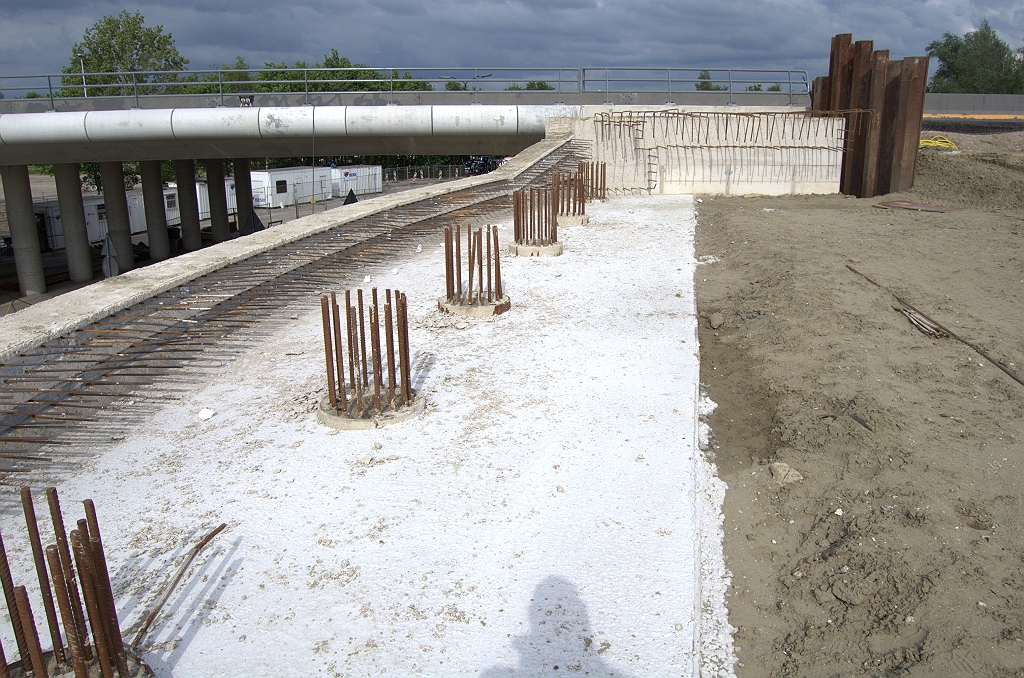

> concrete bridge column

[
  {"left": 174, "top": 159, "right": 202, "bottom": 252},
  {"left": 140, "top": 160, "right": 171, "bottom": 262},
  {"left": 99, "top": 162, "right": 134, "bottom": 274},
  {"left": 0, "top": 164, "right": 47, "bottom": 296},
  {"left": 53, "top": 163, "right": 94, "bottom": 283},
  {"left": 232, "top": 158, "right": 252, "bottom": 233},
  {"left": 205, "top": 159, "right": 230, "bottom": 243}
]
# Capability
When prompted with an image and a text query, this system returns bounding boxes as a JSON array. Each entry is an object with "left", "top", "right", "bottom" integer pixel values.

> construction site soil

[{"left": 695, "top": 130, "right": 1024, "bottom": 677}]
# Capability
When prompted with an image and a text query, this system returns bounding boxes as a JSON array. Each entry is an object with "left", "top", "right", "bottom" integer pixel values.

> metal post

[
  {"left": 304, "top": 69, "right": 309, "bottom": 106},
  {"left": 728, "top": 70, "right": 734, "bottom": 105},
  {"left": 47, "top": 75, "right": 55, "bottom": 111},
  {"left": 132, "top": 73, "right": 139, "bottom": 109},
  {"left": 218, "top": 70, "right": 224, "bottom": 107},
  {"left": 667, "top": 68, "right": 672, "bottom": 104}
]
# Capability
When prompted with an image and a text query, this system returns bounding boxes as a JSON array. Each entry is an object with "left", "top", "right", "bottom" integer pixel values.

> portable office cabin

[
  {"left": 250, "top": 167, "right": 333, "bottom": 208},
  {"left": 162, "top": 179, "right": 238, "bottom": 225},
  {"left": 331, "top": 165, "right": 382, "bottom": 197},
  {"left": 35, "top": 193, "right": 149, "bottom": 250}
]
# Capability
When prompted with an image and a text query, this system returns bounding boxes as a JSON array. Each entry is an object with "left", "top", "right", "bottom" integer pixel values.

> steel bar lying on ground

[
  {"left": 320, "top": 288, "right": 412, "bottom": 418},
  {"left": 131, "top": 523, "right": 227, "bottom": 651}
]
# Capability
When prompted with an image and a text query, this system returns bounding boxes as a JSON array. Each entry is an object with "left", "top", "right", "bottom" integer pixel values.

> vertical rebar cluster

[
  {"left": 513, "top": 189, "right": 558, "bottom": 246},
  {"left": 0, "top": 488, "right": 128, "bottom": 678},
  {"left": 320, "top": 288, "right": 413, "bottom": 418},
  {"left": 552, "top": 162, "right": 607, "bottom": 217},
  {"left": 443, "top": 225, "right": 503, "bottom": 305}
]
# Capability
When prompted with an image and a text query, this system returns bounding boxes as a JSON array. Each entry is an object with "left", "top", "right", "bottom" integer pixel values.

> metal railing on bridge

[{"left": 0, "top": 66, "right": 810, "bottom": 111}]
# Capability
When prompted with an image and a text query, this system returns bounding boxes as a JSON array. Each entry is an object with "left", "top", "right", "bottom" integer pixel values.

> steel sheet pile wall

[
  {"left": 588, "top": 111, "right": 847, "bottom": 196},
  {"left": 811, "top": 34, "right": 929, "bottom": 198}
]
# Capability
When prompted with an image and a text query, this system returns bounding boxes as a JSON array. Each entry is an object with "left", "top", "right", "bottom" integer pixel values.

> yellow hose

[{"left": 919, "top": 135, "right": 958, "bottom": 149}]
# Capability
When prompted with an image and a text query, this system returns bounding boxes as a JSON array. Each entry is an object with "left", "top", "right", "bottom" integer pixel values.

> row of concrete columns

[{"left": 1, "top": 159, "right": 254, "bottom": 297}]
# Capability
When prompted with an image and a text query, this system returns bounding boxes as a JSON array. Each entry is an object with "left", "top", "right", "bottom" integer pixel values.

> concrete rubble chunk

[{"left": 769, "top": 462, "right": 803, "bottom": 484}]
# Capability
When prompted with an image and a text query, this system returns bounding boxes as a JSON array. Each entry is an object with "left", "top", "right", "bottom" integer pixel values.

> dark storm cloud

[{"left": 2, "top": 0, "right": 1022, "bottom": 80}]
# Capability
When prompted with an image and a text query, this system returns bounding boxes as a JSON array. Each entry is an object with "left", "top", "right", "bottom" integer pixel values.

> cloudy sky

[{"left": 2, "top": 0, "right": 1022, "bottom": 83}]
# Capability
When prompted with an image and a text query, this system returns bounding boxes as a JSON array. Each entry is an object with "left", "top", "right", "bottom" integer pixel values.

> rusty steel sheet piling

[{"left": 320, "top": 288, "right": 413, "bottom": 420}]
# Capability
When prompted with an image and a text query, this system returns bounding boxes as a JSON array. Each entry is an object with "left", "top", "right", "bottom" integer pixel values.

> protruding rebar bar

[
  {"left": 385, "top": 293, "right": 396, "bottom": 409},
  {"left": 344, "top": 291, "right": 356, "bottom": 394},
  {"left": 357, "top": 290, "right": 368, "bottom": 388},
  {"left": 370, "top": 297, "right": 383, "bottom": 414},
  {"left": 46, "top": 546, "right": 88, "bottom": 678},
  {"left": 0, "top": 529, "right": 31, "bottom": 671},
  {"left": 46, "top": 487, "right": 91, "bottom": 662},
  {"left": 330, "top": 293, "right": 347, "bottom": 408},
  {"left": 71, "top": 529, "right": 113, "bottom": 678},
  {"left": 486, "top": 225, "right": 493, "bottom": 303},
  {"left": 83, "top": 500, "right": 123, "bottom": 677},
  {"left": 320, "top": 297, "right": 337, "bottom": 411},
  {"left": 14, "top": 586, "right": 48, "bottom": 678},
  {"left": 21, "top": 487, "right": 64, "bottom": 666},
  {"left": 0, "top": 636, "right": 10, "bottom": 678},
  {"left": 493, "top": 226, "right": 502, "bottom": 300}
]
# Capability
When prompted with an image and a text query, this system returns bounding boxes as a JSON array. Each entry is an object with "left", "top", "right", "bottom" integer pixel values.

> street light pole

[{"left": 78, "top": 53, "right": 88, "bottom": 98}]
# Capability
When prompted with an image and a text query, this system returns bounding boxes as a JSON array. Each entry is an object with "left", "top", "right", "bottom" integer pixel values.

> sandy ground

[
  {"left": 695, "top": 130, "right": 1024, "bottom": 676},
  {"left": 0, "top": 197, "right": 734, "bottom": 677}
]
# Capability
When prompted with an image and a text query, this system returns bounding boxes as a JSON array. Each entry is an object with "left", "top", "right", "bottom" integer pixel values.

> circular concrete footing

[
  {"left": 557, "top": 214, "right": 589, "bottom": 226},
  {"left": 437, "top": 295, "right": 511, "bottom": 318},
  {"left": 510, "top": 242, "right": 564, "bottom": 257},
  {"left": 317, "top": 393, "right": 425, "bottom": 430}
]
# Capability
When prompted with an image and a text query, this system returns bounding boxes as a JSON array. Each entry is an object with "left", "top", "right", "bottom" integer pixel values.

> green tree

[
  {"left": 927, "top": 20, "right": 1024, "bottom": 93},
  {"left": 60, "top": 11, "right": 188, "bottom": 97},
  {"left": 445, "top": 80, "right": 468, "bottom": 91},
  {"left": 695, "top": 70, "right": 727, "bottom": 91},
  {"left": 746, "top": 83, "right": 763, "bottom": 91},
  {"left": 767, "top": 83, "right": 783, "bottom": 91},
  {"left": 505, "top": 81, "right": 555, "bottom": 91}
]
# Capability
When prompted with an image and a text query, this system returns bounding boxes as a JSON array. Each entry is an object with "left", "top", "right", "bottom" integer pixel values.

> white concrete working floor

[{"left": 0, "top": 196, "right": 734, "bottom": 677}]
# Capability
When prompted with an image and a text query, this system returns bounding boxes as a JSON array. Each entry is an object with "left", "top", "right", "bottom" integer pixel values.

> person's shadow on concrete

[{"left": 479, "top": 576, "right": 635, "bottom": 677}]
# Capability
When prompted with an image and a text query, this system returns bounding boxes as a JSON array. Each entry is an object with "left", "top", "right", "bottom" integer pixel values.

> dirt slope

[{"left": 695, "top": 131, "right": 1024, "bottom": 677}]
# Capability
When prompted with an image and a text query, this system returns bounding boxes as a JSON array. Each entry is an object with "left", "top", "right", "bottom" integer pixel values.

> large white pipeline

[{"left": 0, "top": 105, "right": 582, "bottom": 147}]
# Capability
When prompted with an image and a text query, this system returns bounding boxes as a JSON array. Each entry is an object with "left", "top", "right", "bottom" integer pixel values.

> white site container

[
  {"left": 250, "top": 167, "right": 333, "bottom": 208},
  {"left": 164, "top": 179, "right": 238, "bottom": 224},
  {"left": 35, "top": 193, "right": 150, "bottom": 250},
  {"left": 330, "top": 165, "right": 382, "bottom": 198}
]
